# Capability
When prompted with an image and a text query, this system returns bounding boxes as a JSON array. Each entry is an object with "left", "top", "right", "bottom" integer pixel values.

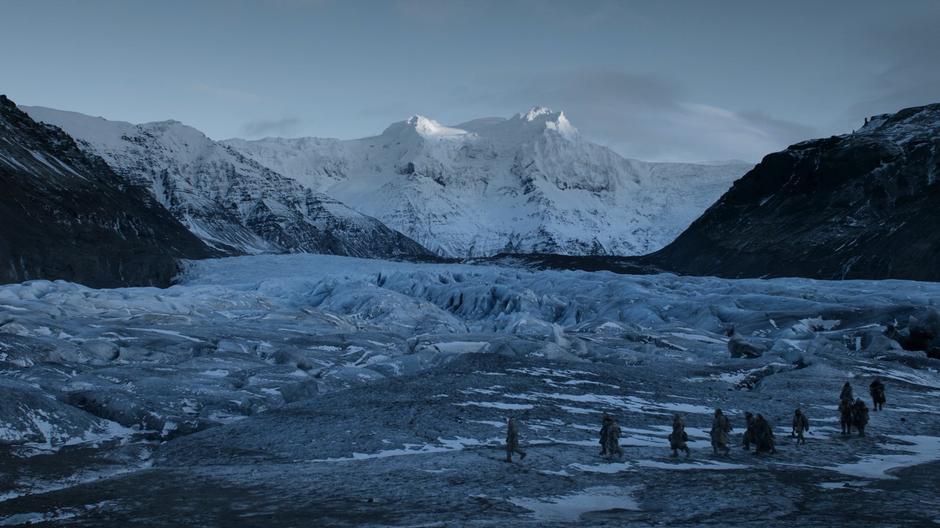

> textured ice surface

[{"left": 1, "top": 254, "right": 939, "bottom": 525}]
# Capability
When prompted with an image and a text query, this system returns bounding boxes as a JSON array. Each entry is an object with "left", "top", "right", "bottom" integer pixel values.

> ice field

[{"left": 1, "top": 254, "right": 939, "bottom": 526}]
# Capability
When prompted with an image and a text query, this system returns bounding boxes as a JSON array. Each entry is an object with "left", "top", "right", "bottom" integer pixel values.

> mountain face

[
  {"left": 23, "top": 107, "right": 432, "bottom": 260},
  {"left": 644, "top": 103, "right": 940, "bottom": 281},
  {"left": 0, "top": 95, "right": 215, "bottom": 288},
  {"left": 224, "top": 108, "right": 751, "bottom": 258}
]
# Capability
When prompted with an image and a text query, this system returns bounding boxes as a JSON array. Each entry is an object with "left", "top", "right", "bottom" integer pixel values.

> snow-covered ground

[{"left": 1, "top": 254, "right": 938, "bottom": 526}]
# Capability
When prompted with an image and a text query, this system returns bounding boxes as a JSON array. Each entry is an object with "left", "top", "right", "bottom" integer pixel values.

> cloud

[
  {"left": 394, "top": 0, "right": 646, "bottom": 27},
  {"left": 393, "top": 0, "right": 474, "bottom": 24},
  {"left": 262, "top": 0, "right": 333, "bottom": 8},
  {"left": 241, "top": 117, "right": 304, "bottom": 137},
  {"left": 515, "top": 0, "right": 650, "bottom": 30},
  {"left": 191, "top": 83, "right": 262, "bottom": 104},
  {"left": 841, "top": 7, "right": 940, "bottom": 124},
  {"left": 480, "top": 70, "right": 816, "bottom": 162}
]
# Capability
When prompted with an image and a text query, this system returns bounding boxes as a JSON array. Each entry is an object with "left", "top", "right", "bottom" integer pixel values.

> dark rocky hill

[
  {"left": 643, "top": 103, "right": 940, "bottom": 281},
  {"left": 0, "top": 95, "right": 216, "bottom": 287},
  {"left": 482, "top": 104, "right": 940, "bottom": 283}
]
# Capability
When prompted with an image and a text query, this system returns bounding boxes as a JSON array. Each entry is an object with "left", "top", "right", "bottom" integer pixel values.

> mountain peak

[
  {"left": 407, "top": 115, "right": 469, "bottom": 138},
  {"left": 856, "top": 103, "right": 940, "bottom": 144},
  {"left": 381, "top": 115, "right": 469, "bottom": 140},
  {"left": 513, "top": 106, "right": 577, "bottom": 137},
  {"left": 520, "top": 106, "right": 555, "bottom": 121}
]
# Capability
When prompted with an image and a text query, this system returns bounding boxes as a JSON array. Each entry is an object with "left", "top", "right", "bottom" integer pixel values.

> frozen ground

[{"left": 0, "top": 254, "right": 938, "bottom": 526}]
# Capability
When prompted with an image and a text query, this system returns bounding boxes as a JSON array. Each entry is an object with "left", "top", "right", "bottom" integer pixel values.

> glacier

[{"left": 1, "top": 254, "right": 938, "bottom": 525}]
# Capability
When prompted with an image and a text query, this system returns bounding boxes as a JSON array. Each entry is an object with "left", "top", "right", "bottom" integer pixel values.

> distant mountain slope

[
  {"left": 0, "top": 95, "right": 215, "bottom": 287},
  {"left": 225, "top": 108, "right": 751, "bottom": 258},
  {"left": 23, "top": 106, "right": 432, "bottom": 260},
  {"left": 643, "top": 103, "right": 940, "bottom": 281}
]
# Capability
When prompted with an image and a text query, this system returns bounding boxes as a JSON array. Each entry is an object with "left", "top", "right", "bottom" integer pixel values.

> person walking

[
  {"left": 669, "top": 414, "right": 691, "bottom": 458},
  {"left": 599, "top": 413, "right": 612, "bottom": 456},
  {"left": 791, "top": 408, "right": 810, "bottom": 445},
  {"left": 505, "top": 417, "right": 526, "bottom": 463},
  {"left": 753, "top": 414, "right": 776, "bottom": 455},
  {"left": 869, "top": 378, "right": 887, "bottom": 411},
  {"left": 605, "top": 416, "right": 623, "bottom": 459},
  {"left": 710, "top": 408, "right": 732, "bottom": 456},
  {"left": 742, "top": 411, "right": 756, "bottom": 451}
]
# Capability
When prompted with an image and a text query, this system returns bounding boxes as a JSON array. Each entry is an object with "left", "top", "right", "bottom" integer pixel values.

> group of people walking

[
  {"left": 666, "top": 408, "right": 778, "bottom": 458},
  {"left": 505, "top": 378, "right": 888, "bottom": 463},
  {"left": 838, "top": 378, "right": 885, "bottom": 436}
]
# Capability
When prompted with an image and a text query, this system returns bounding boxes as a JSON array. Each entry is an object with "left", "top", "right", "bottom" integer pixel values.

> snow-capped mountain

[
  {"left": 0, "top": 95, "right": 214, "bottom": 287},
  {"left": 22, "top": 106, "right": 432, "bottom": 259},
  {"left": 644, "top": 103, "right": 940, "bottom": 281},
  {"left": 224, "top": 108, "right": 752, "bottom": 257}
]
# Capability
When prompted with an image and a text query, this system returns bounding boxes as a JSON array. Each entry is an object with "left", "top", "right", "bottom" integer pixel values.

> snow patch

[{"left": 509, "top": 486, "right": 639, "bottom": 522}]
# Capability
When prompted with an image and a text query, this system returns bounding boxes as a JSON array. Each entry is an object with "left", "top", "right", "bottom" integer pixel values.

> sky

[{"left": 2, "top": 0, "right": 938, "bottom": 162}]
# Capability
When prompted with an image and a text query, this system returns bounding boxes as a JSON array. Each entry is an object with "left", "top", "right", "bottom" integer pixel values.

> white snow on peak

[
  {"left": 548, "top": 111, "right": 576, "bottom": 137},
  {"left": 405, "top": 115, "right": 469, "bottom": 138},
  {"left": 23, "top": 106, "right": 215, "bottom": 168},
  {"left": 513, "top": 107, "right": 577, "bottom": 137},
  {"left": 20, "top": 106, "right": 136, "bottom": 150},
  {"left": 225, "top": 108, "right": 751, "bottom": 258},
  {"left": 522, "top": 106, "right": 554, "bottom": 121},
  {"left": 516, "top": 106, "right": 578, "bottom": 135}
]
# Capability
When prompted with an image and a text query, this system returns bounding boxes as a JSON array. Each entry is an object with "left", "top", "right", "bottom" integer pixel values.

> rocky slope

[
  {"left": 643, "top": 103, "right": 940, "bottom": 281},
  {"left": 224, "top": 108, "right": 751, "bottom": 257},
  {"left": 0, "top": 95, "right": 214, "bottom": 288},
  {"left": 23, "top": 107, "right": 432, "bottom": 259}
]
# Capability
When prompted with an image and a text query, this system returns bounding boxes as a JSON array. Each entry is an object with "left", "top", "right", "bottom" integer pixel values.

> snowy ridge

[
  {"left": 225, "top": 107, "right": 751, "bottom": 257},
  {"left": 21, "top": 106, "right": 431, "bottom": 259},
  {"left": 0, "top": 95, "right": 213, "bottom": 287}
]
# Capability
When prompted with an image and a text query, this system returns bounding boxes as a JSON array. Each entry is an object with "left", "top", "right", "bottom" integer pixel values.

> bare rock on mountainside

[
  {"left": 643, "top": 103, "right": 940, "bottom": 281},
  {"left": 22, "top": 106, "right": 434, "bottom": 260},
  {"left": 0, "top": 95, "right": 215, "bottom": 288}
]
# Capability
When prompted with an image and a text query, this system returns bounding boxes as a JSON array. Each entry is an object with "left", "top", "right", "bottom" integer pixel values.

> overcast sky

[{"left": 2, "top": 0, "right": 938, "bottom": 161}]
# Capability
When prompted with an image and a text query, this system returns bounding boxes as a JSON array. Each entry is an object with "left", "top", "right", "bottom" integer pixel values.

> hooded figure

[
  {"left": 839, "top": 382, "right": 854, "bottom": 405},
  {"left": 852, "top": 399, "right": 869, "bottom": 437},
  {"left": 599, "top": 413, "right": 612, "bottom": 456},
  {"left": 792, "top": 408, "right": 810, "bottom": 445},
  {"left": 742, "top": 412, "right": 756, "bottom": 451},
  {"left": 710, "top": 408, "right": 732, "bottom": 455},
  {"left": 869, "top": 378, "right": 886, "bottom": 411},
  {"left": 839, "top": 399, "right": 853, "bottom": 435},
  {"left": 604, "top": 416, "right": 623, "bottom": 459},
  {"left": 753, "top": 414, "right": 776, "bottom": 454},
  {"left": 669, "top": 414, "right": 691, "bottom": 458},
  {"left": 505, "top": 417, "right": 526, "bottom": 463}
]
